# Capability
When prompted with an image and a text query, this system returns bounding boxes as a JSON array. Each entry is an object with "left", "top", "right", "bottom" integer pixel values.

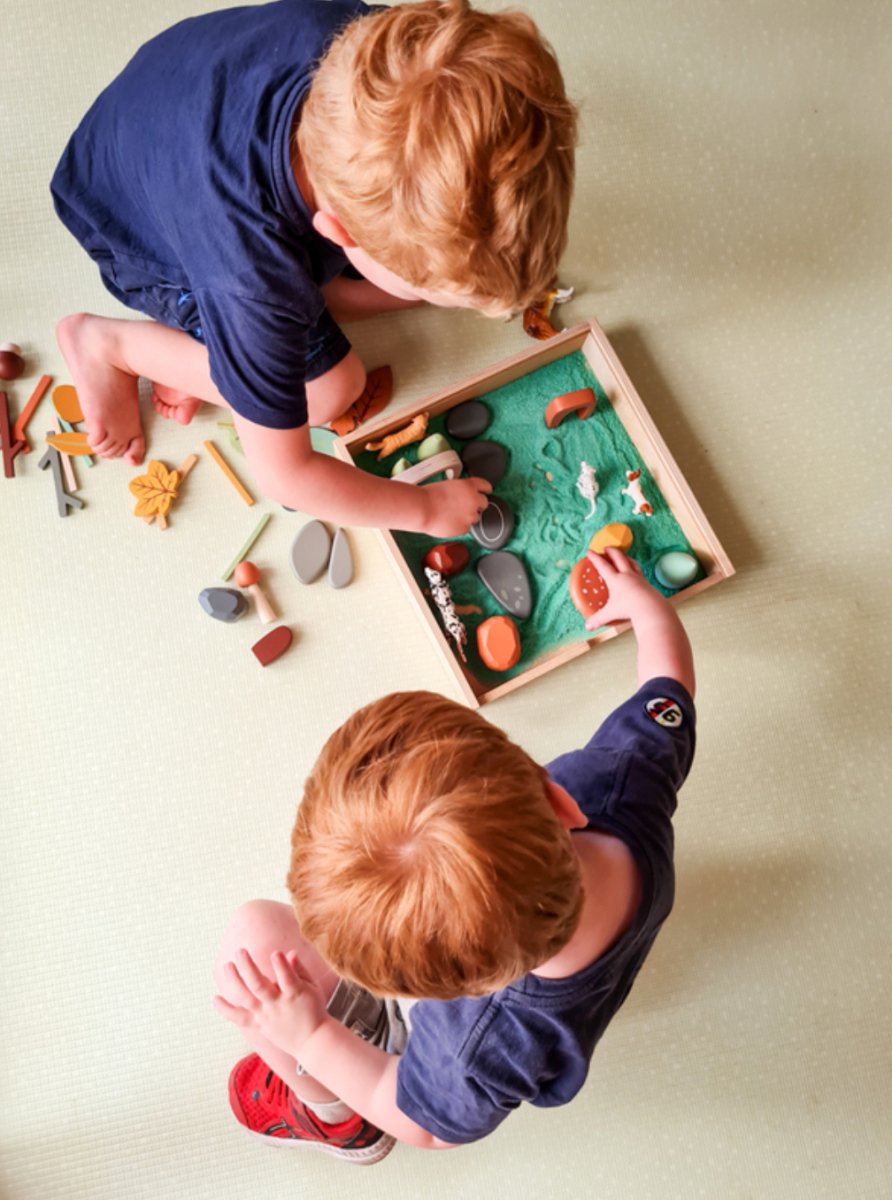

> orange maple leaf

[
  {"left": 128, "top": 460, "right": 182, "bottom": 518},
  {"left": 330, "top": 365, "right": 393, "bottom": 437}
]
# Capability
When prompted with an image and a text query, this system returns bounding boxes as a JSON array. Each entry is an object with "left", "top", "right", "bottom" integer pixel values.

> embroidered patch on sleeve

[{"left": 645, "top": 697, "right": 684, "bottom": 728}]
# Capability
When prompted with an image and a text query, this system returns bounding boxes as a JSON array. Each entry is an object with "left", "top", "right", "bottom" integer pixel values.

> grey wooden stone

[
  {"left": 470, "top": 495, "right": 514, "bottom": 550},
  {"left": 475, "top": 551, "right": 533, "bottom": 619},
  {"left": 290, "top": 519, "right": 332, "bottom": 583},
  {"left": 199, "top": 587, "right": 248, "bottom": 622},
  {"left": 328, "top": 527, "right": 354, "bottom": 589},
  {"left": 461, "top": 440, "right": 507, "bottom": 487},
  {"left": 445, "top": 400, "right": 491, "bottom": 440}
]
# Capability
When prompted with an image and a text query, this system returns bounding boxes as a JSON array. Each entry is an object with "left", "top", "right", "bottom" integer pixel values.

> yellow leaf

[{"left": 129, "top": 461, "right": 181, "bottom": 517}]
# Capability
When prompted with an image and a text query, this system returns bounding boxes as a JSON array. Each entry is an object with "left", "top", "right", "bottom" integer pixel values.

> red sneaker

[{"left": 227, "top": 1054, "right": 395, "bottom": 1165}]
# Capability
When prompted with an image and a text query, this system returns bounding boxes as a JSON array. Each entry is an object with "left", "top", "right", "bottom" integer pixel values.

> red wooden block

[
  {"left": 251, "top": 625, "right": 293, "bottom": 666},
  {"left": 568, "top": 557, "right": 609, "bottom": 620},
  {"left": 544, "top": 387, "right": 597, "bottom": 430},
  {"left": 423, "top": 542, "right": 470, "bottom": 577},
  {"left": 0, "top": 391, "right": 14, "bottom": 478}
]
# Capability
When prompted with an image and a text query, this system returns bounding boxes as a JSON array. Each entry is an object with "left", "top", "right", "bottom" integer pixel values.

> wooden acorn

[
  {"left": 0, "top": 343, "right": 25, "bottom": 382},
  {"left": 234, "top": 560, "right": 277, "bottom": 624}
]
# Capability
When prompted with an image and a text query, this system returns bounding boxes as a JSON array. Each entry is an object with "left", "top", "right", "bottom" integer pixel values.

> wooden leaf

[
  {"left": 522, "top": 305, "right": 559, "bottom": 341},
  {"left": 128, "top": 460, "right": 181, "bottom": 517},
  {"left": 52, "top": 384, "right": 85, "bottom": 424},
  {"left": 45, "top": 431, "right": 94, "bottom": 456},
  {"left": 330, "top": 365, "right": 393, "bottom": 437}
]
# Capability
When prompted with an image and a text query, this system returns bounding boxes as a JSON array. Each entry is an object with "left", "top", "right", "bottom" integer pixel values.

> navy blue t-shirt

[
  {"left": 395, "top": 678, "right": 696, "bottom": 1144},
  {"left": 51, "top": 0, "right": 370, "bottom": 429}
]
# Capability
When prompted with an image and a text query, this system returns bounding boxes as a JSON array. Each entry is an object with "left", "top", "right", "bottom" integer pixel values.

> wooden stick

[
  {"left": 54, "top": 418, "right": 78, "bottom": 492},
  {"left": 57, "top": 417, "right": 94, "bottom": 467},
  {"left": 203, "top": 439, "right": 254, "bottom": 506},
  {"left": 13, "top": 374, "right": 52, "bottom": 452},
  {"left": 0, "top": 391, "right": 13, "bottom": 478},
  {"left": 222, "top": 513, "right": 271, "bottom": 580}
]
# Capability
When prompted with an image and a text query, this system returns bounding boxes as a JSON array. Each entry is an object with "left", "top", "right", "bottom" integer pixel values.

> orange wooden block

[
  {"left": 544, "top": 387, "right": 597, "bottom": 430},
  {"left": 477, "top": 615, "right": 521, "bottom": 672},
  {"left": 251, "top": 625, "right": 292, "bottom": 666},
  {"left": 13, "top": 373, "right": 52, "bottom": 452},
  {"left": 588, "top": 522, "right": 633, "bottom": 555},
  {"left": 568, "top": 556, "right": 609, "bottom": 620}
]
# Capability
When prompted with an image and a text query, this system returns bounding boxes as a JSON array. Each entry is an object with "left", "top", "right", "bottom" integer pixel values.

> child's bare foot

[
  {"left": 56, "top": 313, "right": 146, "bottom": 465},
  {"left": 152, "top": 383, "right": 202, "bottom": 426}
]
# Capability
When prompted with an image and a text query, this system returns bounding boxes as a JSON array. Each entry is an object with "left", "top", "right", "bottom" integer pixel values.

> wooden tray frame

[{"left": 335, "top": 320, "right": 734, "bottom": 706}]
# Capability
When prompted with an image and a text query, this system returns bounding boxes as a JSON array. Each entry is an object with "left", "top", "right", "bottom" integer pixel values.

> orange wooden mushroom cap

[{"left": 234, "top": 560, "right": 260, "bottom": 587}]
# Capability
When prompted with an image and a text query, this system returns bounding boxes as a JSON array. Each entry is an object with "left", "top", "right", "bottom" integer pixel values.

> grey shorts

[{"left": 296, "top": 981, "right": 410, "bottom": 1074}]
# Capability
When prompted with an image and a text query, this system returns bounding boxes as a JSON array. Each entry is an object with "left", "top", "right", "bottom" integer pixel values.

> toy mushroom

[{"left": 234, "top": 560, "right": 277, "bottom": 624}]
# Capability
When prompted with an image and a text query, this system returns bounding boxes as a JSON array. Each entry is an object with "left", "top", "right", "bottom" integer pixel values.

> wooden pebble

[
  {"left": 390, "top": 456, "right": 412, "bottom": 477},
  {"left": 416, "top": 433, "right": 452, "bottom": 461},
  {"left": 654, "top": 550, "right": 699, "bottom": 590},
  {"left": 470, "top": 495, "right": 514, "bottom": 550},
  {"left": 199, "top": 587, "right": 248, "bottom": 623},
  {"left": 290, "top": 519, "right": 331, "bottom": 583},
  {"left": 544, "top": 387, "right": 597, "bottom": 430},
  {"left": 477, "top": 615, "right": 521, "bottom": 672},
  {"left": 569, "top": 556, "right": 610, "bottom": 620},
  {"left": 588, "top": 523, "right": 634, "bottom": 555},
  {"left": 0, "top": 343, "right": 25, "bottom": 382},
  {"left": 251, "top": 625, "right": 293, "bottom": 666},
  {"left": 476, "top": 550, "right": 532, "bottom": 619},
  {"left": 328, "top": 527, "right": 354, "bottom": 589},
  {"left": 423, "top": 542, "right": 470, "bottom": 577},
  {"left": 445, "top": 400, "right": 491, "bottom": 440},
  {"left": 460, "top": 439, "right": 507, "bottom": 488}
]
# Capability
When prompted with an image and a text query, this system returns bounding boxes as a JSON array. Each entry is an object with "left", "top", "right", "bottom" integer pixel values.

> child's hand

[
  {"left": 584, "top": 547, "right": 666, "bottom": 631},
  {"left": 420, "top": 476, "right": 493, "bottom": 537},
  {"left": 213, "top": 949, "right": 328, "bottom": 1057}
]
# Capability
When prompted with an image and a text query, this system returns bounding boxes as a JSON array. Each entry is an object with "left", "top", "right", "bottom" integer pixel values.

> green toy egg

[
  {"left": 416, "top": 433, "right": 452, "bottom": 461},
  {"left": 390, "top": 456, "right": 412, "bottom": 477},
  {"left": 654, "top": 550, "right": 700, "bottom": 590}
]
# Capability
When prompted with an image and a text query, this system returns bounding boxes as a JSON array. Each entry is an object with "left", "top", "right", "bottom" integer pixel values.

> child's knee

[
  {"left": 213, "top": 899, "right": 295, "bottom": 987},
  {"left": 306, "top": 351, "right": 366, "bottom": 425}
]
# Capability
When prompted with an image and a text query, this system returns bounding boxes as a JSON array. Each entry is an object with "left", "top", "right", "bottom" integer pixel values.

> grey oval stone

[
  {"left": 328, "top": 527, "right": 354, "bottom": 589},
  {"left": 199, "top": 587, "right": 248, "bottom": 623},
  {"left": 290, "top": 519, "right": 332, "bottom": 584},
  {"left": 475, "top": 551, "right": 533, "bottom": 620},
  {"left": 446, "top": 400, "right": 491, "bottom": 440},
  {"left": 470, "top": 495, "right": 514, "bottom": 550},
  {"left": 461, "top": 440, "right": 507, "bottom": 488}
]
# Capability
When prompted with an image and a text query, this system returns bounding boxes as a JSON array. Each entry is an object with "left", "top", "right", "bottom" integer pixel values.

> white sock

[{"left": 303, "top": 1096, "right": 354, "bottom": 1125}]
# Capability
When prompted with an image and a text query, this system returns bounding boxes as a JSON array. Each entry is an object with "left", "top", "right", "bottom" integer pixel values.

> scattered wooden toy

[
  {"left": 544, "top": 387, "right": 597, "bottom": 430},
  {"left": 329, "top": 365, "right": 393, "bottom": 437},
  {"left": 0, "top": 392, "right": 18, "bottom": 478},
  {"left": 654, "top": 550, "right": 700, "bottom": 590},
  {"left": 445, "top": 400, "right": 491, "bottom": 440},
  {"left": 416, "top": 433, "right": 452, "bottom": 461},
  {"left": 46, "top": 430, "right": 94, "bottom": 456},
  {"left": 392, "top": 449, "right": 462, "bottom": 485},
  {"left": 460, "top": 440, "right": 507, "bottom": 488},
  {"left": 234, "top": 560, "right": 277, "bottom": 623},
  {"left": 423, "top": 542, "right": 470, "bottom": 577},
  {"left": 199, "top": 587, "right": 248, "bottom": 622},
  {"left": 365, "top": 411, "right": 429, "bottom": 460},
  {"left": 424, "top": 566, "right": 468, "bottom": 662},
  {"left": 54, "top": 417, "right": 78, "bottom": 493},
  {"left": 51, "top": 384, "right": 84, "bottom": 424},
  {"left": 38, "top": 435, "right": 84, "bottom": 516},
  {"left": 290, "top": 518, "right": 331, "bottom": 583},
  {"left": 477, "top": 615, "right": 521, "bottom": 671},
  {"left": 13, "top": 373, "right": 52, "bottom": 453},
  {"left": 327, "top": 528, "right": 354, "bottom": 589},
  {"left": 390, "top": 456, "right": 412, "bottom": 477},
  {"left": 522, "top": 285, "right": 574, "bottom": 341},
  {"left": 55, "top": 416, "right": 94, "bottom": 467},
  {"left": 589, "top": 522, "right": 633, "bottom": 555},
  {"left": 621, "top": 468, "right": 653, "bottom": 516},
  {"left": 569, "top": 555, "right": 610, "bottom": 620},
  {"left": 575, "top": 461, "right": 599, "bottom": 518},
  {"left": 222, "top": 513, "right": 272, "bottom": 581},
  {"left": 470, "top": 495, "right": 514, "bottom": 550},
  {"left": 251, "top": 625, "right": 293, "bottom": 666},
  {"left": 203, "top": 438, "right": 254, "bottom": 506},
  {"left": 476, "top": 551, "right": 533, "bottom": 619},
  {"left": 0, "top": 343, "right": 25, "bottom": 382},
  {"left": 128, "top": 455, "right": 197, "bottom": 529}
]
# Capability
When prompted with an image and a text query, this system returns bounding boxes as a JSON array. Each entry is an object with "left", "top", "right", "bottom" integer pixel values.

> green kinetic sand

[{"left": 355, "top": 351, "right": 703, "bottom": 688}]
